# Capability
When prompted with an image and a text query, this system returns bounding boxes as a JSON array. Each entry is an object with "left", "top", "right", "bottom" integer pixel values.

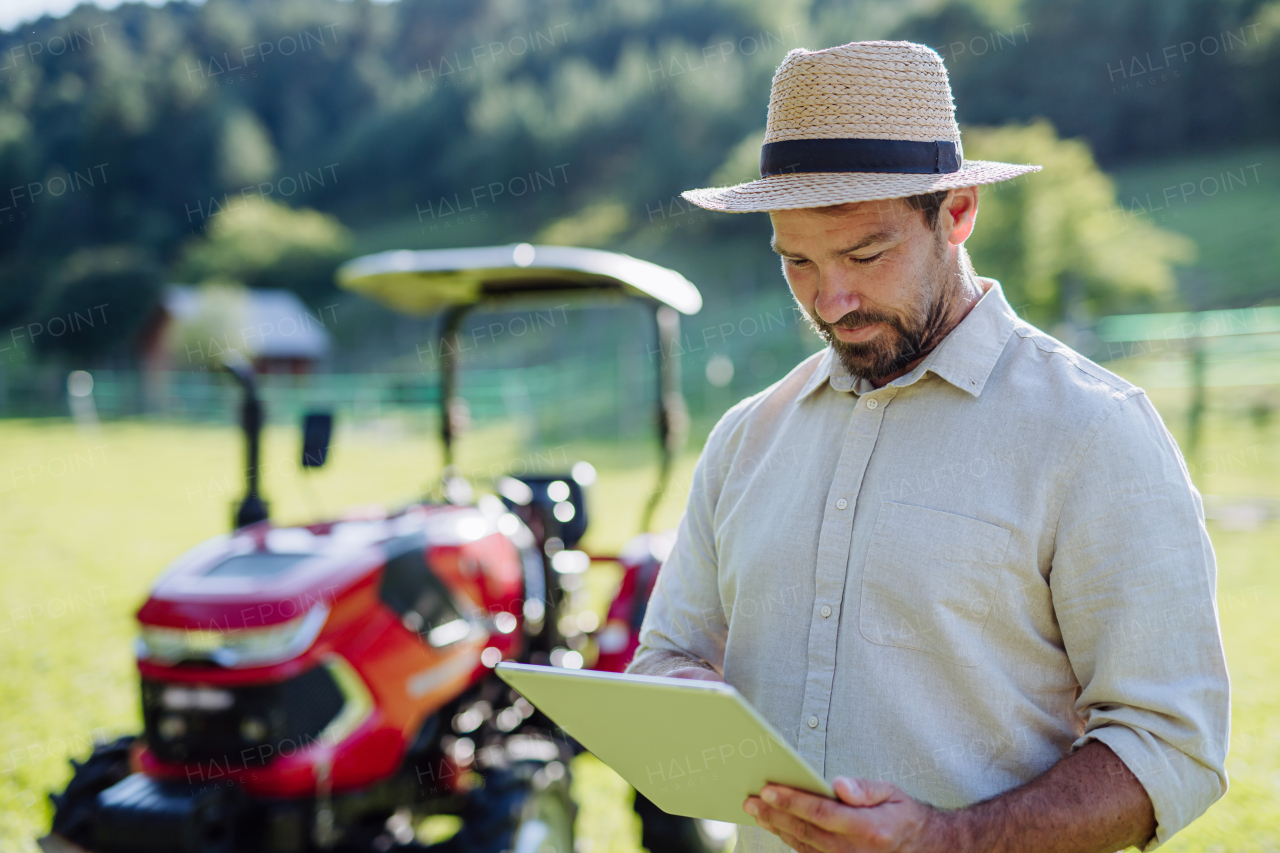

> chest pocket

[{"left": 859, "top": 502, "right": 1011, "bottom": 667}]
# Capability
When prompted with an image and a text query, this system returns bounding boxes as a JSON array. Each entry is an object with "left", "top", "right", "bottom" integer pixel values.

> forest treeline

[{"left": 1, "top": 0, "right": 1276, "bottom": 362}]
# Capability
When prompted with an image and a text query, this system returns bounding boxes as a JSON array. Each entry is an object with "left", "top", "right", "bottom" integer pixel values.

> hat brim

[{"left": 681, "top": 160, "right": 1041, "bottom": 212}]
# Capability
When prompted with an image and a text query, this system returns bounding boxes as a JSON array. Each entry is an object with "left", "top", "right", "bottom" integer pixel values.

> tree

[
  {"left": 962, "top": 119, "right": 1195, "bottom": 330},
  {"left": 175, "top": 197, "right": 351, "bottom": 304},
  {"left": 34, "top": 246, "right": 164, "bottom": 363}
]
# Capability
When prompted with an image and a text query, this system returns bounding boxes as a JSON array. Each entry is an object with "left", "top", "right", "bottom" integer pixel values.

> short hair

[
  {"left": 808, "top": 189, "right": 952, "bottom": 230},
  {"left": 904, "top": 190, "right": 950, "bottom": 231}
]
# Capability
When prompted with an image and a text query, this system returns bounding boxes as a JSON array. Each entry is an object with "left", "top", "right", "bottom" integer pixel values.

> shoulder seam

[{"left": 1011, "top": 326, "right": 1133, "bottom": 395}]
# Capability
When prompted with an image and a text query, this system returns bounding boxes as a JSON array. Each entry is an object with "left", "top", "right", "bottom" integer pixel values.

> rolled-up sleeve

[
  {"left": 1051, "top": 391, "right": 1230, "bottom": 848},
  {"left": 629, "top": 411, "right": 742, "bottom": 673}
]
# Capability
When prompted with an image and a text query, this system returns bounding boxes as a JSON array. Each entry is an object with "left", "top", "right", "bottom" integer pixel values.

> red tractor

[{"left": 42, "top": 245, "right": 733, "bottom": 853}]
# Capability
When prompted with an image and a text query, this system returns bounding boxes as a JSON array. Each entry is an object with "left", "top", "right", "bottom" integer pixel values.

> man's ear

[{"left": 943, "top": 186, "right": 979, "bottom": 246}]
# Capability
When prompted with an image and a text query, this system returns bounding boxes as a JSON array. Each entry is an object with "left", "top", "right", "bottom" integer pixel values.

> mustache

[{"left": 816, "top": 309, "right": 903, "bottom": 333}]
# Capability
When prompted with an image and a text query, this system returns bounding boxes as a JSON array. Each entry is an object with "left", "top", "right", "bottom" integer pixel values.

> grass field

[
  {"left": 1, "top": 381, "right": 1277, "bottom": 851},
  {"left": 1108, "top": 144, "right": 1280, "bottom": 309},
  {"left": 0, "top": 416, "right": 697, "bottom": 852}
]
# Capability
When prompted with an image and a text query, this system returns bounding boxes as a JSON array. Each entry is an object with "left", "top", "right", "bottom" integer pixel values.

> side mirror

[
  {"left": 217, "top": 355, "right": 268, "bottom": 529},
  {"left": 301, "top": 411, "right": 333, "bottom": 468}
]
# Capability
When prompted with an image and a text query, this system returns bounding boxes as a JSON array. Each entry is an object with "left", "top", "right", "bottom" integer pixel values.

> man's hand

[
  {"left": 743, "top": 742, "right": 1155, "bottom": 853},
  {"left": 745, "top": 777, "right": 936, "bottom": 853},
  {"left": 628, "top": 648, "right": 724, "bottom": 682},
  {"left": 667, "top": 666, "right": 725, "bottom": 683}
]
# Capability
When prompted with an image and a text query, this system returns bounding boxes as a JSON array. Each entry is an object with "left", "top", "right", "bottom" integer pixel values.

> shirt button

[
  {"left": 820, "top": 605, "right": 832, "bottom": 618},
  {"left": 807, "top": 715, "right": 819, "bottom": 729},
  {"left": 835, "top": 498, "right": 848, "bottom": 510},
  {"left": 866, "top": 398, "right": 879, "bottom": 409}
]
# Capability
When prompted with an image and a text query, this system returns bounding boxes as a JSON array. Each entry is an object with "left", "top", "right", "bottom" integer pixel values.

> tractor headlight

[{"left": 137, "top": 604, "right": 330, "bottom": 667}]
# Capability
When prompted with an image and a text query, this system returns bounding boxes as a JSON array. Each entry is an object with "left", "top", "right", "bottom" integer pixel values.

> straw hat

[{"left": 682, "top": 40, "right": 1040, "bottom": 212}]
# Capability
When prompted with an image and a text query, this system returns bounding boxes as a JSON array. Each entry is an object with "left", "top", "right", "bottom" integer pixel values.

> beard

[{"left": 804, "top": 234, "right": 957, "bottom": 382}]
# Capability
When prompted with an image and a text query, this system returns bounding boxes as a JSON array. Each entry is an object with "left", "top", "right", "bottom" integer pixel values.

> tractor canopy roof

[{"left": 336, "top": 243, "right": 702, "bottom": 316}]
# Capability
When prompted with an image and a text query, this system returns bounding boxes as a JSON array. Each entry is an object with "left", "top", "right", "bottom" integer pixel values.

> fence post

[{"left": 1187, "top": 320, "right": 1206, "bottom": 456}]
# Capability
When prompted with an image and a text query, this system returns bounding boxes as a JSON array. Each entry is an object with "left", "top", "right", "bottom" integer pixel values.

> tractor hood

[{"left": 135, "top": 505, "right": 497, "bottom": 643}]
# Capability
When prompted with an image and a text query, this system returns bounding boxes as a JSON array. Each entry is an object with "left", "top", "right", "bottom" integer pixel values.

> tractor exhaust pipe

[{"left": 218, "top": 354, "right": 269, "bottom": 529}]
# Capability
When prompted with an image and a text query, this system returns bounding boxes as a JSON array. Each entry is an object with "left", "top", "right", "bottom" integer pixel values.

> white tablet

[{"left": 496, "top": 662, "right": 833, "bottom": 825}]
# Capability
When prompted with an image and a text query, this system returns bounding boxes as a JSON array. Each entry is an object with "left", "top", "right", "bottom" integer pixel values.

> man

[{"left": 627, "top": 40, "right": 1229, "bottom": 853}]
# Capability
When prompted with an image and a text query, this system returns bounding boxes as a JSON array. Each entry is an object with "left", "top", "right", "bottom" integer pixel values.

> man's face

[{"left": 769, "top": 194, "right": 966, "bottom": 381}]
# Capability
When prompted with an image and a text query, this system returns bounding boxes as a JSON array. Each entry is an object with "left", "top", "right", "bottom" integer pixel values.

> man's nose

[{"left": 813, "top": 270, "right": 863, "bottom": 324}]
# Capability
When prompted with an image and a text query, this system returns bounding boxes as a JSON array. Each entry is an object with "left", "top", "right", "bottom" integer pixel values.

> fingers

[
  {"left": 745, "top": 795, "right": 841, "bottom": 849},
  {"left": 668, "top": 666, "right": 725, "bottom": 682},
  {"left": 776, "top": 829, "right": 826, "bottom": 853},
  {"left": 754, "top": 784, "right": 863, "bottom": 834},
  {"left": 833, "top": 776, "right": 900, "bottom": 807},
  {"left": 745, "top": 779, "right": 917, "bottom": 853}
]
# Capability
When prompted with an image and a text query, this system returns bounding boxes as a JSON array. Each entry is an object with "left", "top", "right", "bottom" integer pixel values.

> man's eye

[
  {"left": 785, "top": 257, "right": 811, "bottom": 267},
  {"left": 851, "top": 252, "right": 883, "bottom": 264}
]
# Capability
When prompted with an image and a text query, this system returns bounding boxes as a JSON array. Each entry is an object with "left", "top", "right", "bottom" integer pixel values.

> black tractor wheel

[
  {"left": 435, "top": 761, "right": 574, "bottom": 853},
  {"left": 44, "top": 736, "right": 136, "bottom": 850},
  {"left": 633, "top": 791, "right": 736, "bottom": 853}
]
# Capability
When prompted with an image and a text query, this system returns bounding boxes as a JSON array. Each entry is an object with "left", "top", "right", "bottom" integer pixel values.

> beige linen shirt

[{"left": 631, "top": 279, "right": 1229, "bottom": 851}]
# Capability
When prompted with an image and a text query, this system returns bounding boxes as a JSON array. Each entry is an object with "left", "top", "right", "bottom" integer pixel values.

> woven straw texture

[{"left": 683, "top": 40, "right": 1040, "bottom": 212}]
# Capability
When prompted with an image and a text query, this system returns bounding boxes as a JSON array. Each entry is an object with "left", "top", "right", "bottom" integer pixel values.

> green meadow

[
  {"left": 1, "top": 374, "right": 1276, "bottom": 851},
  {"left": 1108, "top": 145, "right": 1280, "bottom": 309}
]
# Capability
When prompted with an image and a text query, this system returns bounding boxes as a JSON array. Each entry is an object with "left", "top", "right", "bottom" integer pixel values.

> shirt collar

[{"left": 798, "top": 277, "right": 1017, "bottom": 401}]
